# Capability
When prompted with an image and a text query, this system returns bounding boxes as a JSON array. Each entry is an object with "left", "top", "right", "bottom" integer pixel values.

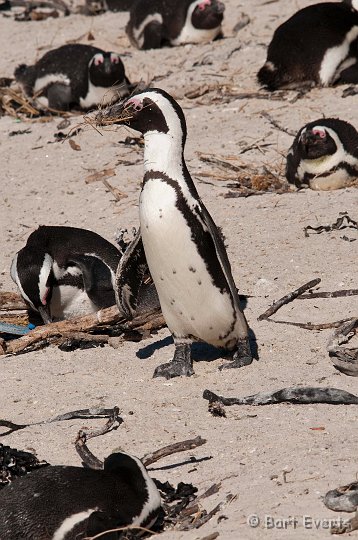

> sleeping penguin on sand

[
  {"left": 126, "top": 0, "right": 225, "bottom": 50},
  {"left": 96, "top": 88, "right": 253, "bottom": 379},
  {"left": 15, "top": 44, "right": 130, "bottom": 111}
]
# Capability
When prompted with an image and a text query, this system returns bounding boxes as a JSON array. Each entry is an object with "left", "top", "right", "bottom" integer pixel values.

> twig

[
  {"left": 142, "top": 436, "right": 206, "bottom": 467},
  {"left": 260, "top": 111, "right": 296, "bottom": 136},
  {"left": 257, "top": 278, "right": 321, "bottom": 321},
  {"left": 265, "top": 318, "right": 351, "bottom": 330},
  {"left": 298, "top": 289, "right": 358, "bottom": 299}
]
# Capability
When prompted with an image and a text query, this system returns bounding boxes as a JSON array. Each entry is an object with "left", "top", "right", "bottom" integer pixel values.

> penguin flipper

[
  {"left": 86, "top": 510, "right": 120, "bottom": 539},
  {"left": 115, "top": 228, "right": 148, "bottom": 318},
  {"left": 46, "top": 82, "right": 72, "bottom": 111}
]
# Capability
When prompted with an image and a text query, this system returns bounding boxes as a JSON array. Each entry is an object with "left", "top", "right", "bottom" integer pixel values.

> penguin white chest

[
  {"left": 139, "top": 178, "right": 236, "bottom": 346},
  {"left": 50, "top": 285, "right": 97, "bottom": 320}
]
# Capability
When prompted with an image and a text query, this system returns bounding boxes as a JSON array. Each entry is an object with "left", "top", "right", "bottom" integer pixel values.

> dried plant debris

[
  {"left": 0, "top": 406, "right": 122, "bottom": 437},
  {"left": 324, "top": 482, "right": 358, "bottom": 534},
  {"left": 0, "top": 444, "right": 48, "bottom": 489},
  {"left": 304, "top": 212, "right": 358, "bottom": 237},
  {"left": 208, "top": 400, "right": 227, "bottom": 418},
  {"left": 203, "top": 387, "right": 358, "bottom": 408},
  {"left": 327, "top": 318, "right": 358, "bottom": 377}
]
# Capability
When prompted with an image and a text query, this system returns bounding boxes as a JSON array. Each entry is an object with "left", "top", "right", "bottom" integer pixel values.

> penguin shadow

[{"left": 136, "top": 295, "right": 259, "bottom": 363}]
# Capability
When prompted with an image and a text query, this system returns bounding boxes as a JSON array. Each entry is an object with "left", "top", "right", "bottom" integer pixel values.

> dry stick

[
  {"left": 0, "top": 291, "right": 26, "bottom": 310},
  {"left": 260, "top": 111, "right": 296, "bottom": 136},
  {"left": 298, "top": 289, "right": 358, "bottom": 300},
  {"left": 257, "top": 278, "right": 321, "bottom": 321},
  {"left": 266, "top": 318, "right": 351, "bottom": 330},
  {"left": 2, "top": 305, "right": 164, "bottom": 356},
  {"left": 142, "top": 436, "right": 206, "bottom": 467}
]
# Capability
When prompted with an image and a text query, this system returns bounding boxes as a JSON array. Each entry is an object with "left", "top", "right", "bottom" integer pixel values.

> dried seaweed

[
  {"left": 304, "top": 212, "right": 358, "bottom": 237},
  {"left": 327, "top": 318, "right": 358, "bottom": 376},
  {"left": 0, "top": 444, "right": 49, "bottom": 490}
]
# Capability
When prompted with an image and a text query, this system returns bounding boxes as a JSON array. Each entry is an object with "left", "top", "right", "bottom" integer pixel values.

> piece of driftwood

[
  {"left": 260, "top": 111, "right": 296, "bottom": 136},
  {"left": 75, "top": 407, "right": 122, "bottom": 470},
  {"left": 304, "top": 212, "right": 358, "bottom": 237},
  {"left": 0, "top": 291, "right": 26, "bottom": 311},
  {"left": 324, "top": 482, "right": 358, "bottom": 534},
  {"left": 327, "top": 318, "right": 358, "bottom": 376},
  {"left": 257, "top": 278, "right": 321, "bottom": 321},
  {"left": 0, "top": 407, "right": 122, "bottom": 437},
  {"left": 203, "top": 387, "right": 358, "bottom": 407},
  {"left": 1, "top": 304, "right": 164, "bottom": 356}
]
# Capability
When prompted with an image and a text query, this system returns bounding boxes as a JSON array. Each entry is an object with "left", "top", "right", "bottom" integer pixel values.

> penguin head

[
  {"left": 191, "top": 0, "right": 225, "bottom": 29},
  {"left": 298, "top": 126, "right": 337, "bottom": 160},
  {"left": 11, "top": 249, "right": 53, "bottom": 323},
  {"left": 342, "top": 0, "right": 358, "bottom": 12},
  {"left": 89, "top": 52, "right": 126, "bottom": 88},
  {"left": 106, "top": 88, "right": 187, "bottom": 143}
]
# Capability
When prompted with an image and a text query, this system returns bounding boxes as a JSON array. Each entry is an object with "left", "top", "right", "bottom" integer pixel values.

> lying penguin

[
  {"left": 126, "top": 0, "right": 225, "bottom": 50},
  {"left": 96, "top": 88, "right": 252, "bottom": 379},
  {"left": 286, "top": 118, "right": 358, "bottom": 190},
  {"left": 0, "top": 451, "right": 161, "bottom": 539},
  {"left": 258, "top": 0, "right": 358, "bottom": 90},
  {"left": 15, "top": 44, "right": 130, "bottom": 111},
  {"left": 11, "top": 225, "right": 122, "bottom": 323}
]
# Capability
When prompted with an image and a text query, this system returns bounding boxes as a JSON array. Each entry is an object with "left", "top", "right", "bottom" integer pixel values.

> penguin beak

[
  {"left": 301, "top": 131, "right": 322, "bottom": 146},
  {"left": 102, "top": 57, "right": 113, "bottom": 75},
  {"left": 38, "top": 305, "right": 52, "bottom": 325}
]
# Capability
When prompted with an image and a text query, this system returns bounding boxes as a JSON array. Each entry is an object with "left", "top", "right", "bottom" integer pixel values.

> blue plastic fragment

[
  {"left": 0, "top": 322, "right": 30, "bottom": 336},
  {"left": 28, "top": 323, "right": 36, "bottom": 330}
]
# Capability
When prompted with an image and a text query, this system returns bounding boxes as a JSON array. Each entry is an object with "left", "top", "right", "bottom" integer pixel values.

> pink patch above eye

[
  {"left": 93, "top": 54, "right": 104, "bottom": 66},
  {"left": 42, "top": 287, "right": 50, "bottom": 305},
  {"left": 110, "top": 53, "right": 119, "bottom": 64},
  {"left": 126, "top": 97, "right": 143, "bottom": 111},
  {"left": 198, "top": 0, "right": 210, "bottom": 9},
  {"left": 312, "top": 129, "right": 326, "bottom": 138}
]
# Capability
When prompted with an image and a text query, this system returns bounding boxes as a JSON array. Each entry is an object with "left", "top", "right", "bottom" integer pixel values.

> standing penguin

[
  {"left": 0, "top": 451, "right": 162, "bottom": 539},
  {"left": 126, "top": 0, "right": 225, "bottom": 50},
  {"left": 286, "top": 118, "right": 358, "bottom": 190},
  {"left": 11, "top": 226, "right": 122, "bottom": 323},
  {"left": 15, "top": 44, "right": 130, "bottom": 111},
  {"left": 98, "top": 88, "right": 252, "bottom": 379},
  {"left": 258, "top": 1, "right": 358, "bottom": 90}
]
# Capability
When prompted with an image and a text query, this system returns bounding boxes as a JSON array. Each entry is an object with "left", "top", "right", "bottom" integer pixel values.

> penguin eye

[
  {"left": 93, "top": 54, "right": 104, "bottom": 66},
  {"left": 110, "top": 53, "right": 120, "bottom": 64},
  {"left": 198, "top": 0, "right": 210, "bottom": 9}
]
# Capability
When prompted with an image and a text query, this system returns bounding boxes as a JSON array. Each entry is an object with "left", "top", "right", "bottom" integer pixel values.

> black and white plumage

[
  {"left": 0, "top": 452, "right": 161, "bottom": 540},
  {"left": 258, "top": 1, "right": 358, "bottom": 90},
  {"left": 11, "top": 226, "right": 121, "bottom": 323},
  {"left": 105, "top": 88, "right": 252, "bottom": 379},
  {"left": 14, "top": 44, "right": 130, "bottom": 111},
  {"left": 286, "top": 118, "right": 358, "bottom": 190},
  {"left": 104, "top": 0, "right": 132, "bottom": 10},
  {"left": 126, "top": 0, "right": 225, "bottom": 50}
]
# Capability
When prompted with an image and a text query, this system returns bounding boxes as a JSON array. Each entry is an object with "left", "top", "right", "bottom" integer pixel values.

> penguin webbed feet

[
  {"left": 153, "top": 342, "right": 194, "bottom": 379},
  {"left": 219, "top": 336, "right": 253, "bottom": 371}
]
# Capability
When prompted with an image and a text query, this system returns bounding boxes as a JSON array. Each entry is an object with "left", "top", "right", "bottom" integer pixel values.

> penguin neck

[{"left": 143, "top": 130, "right": 186, "bottom": 183}]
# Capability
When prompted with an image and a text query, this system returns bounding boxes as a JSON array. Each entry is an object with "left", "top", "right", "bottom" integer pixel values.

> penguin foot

[
  {"left": 219, "top": 337, "right": 253, "bottom": 371},
  {"left": 153, "top": 343, "right": 194, "bottom": 379}
]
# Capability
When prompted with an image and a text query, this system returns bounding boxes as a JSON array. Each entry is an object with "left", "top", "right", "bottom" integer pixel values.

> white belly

[
  {"left": 140, "top": 179, "right": 238, "bottom": 347},
  {"left": 50, "top": 285, "right": 97, "bottom": 320}
]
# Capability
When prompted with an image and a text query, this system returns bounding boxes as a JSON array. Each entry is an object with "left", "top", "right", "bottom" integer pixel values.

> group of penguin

[{"left": 3, "top": 1, "right": 358, "bottom": 538}]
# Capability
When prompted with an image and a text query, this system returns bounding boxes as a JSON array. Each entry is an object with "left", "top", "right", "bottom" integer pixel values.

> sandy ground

[{"left": 1, "top": 0, "right": 358, "bottom": 538}]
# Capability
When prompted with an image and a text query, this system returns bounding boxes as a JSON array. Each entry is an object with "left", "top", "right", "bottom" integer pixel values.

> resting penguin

[
  {"left": 126, "top": 0, "right": 225, "bottom": 50},
  {"left": 258, "top": 1, "right": 358, "bottom": 90},
  {"left": 11, "top": 225, "right": 122, "bottom": 323},
  {"left": 286, "top": 118, "right": 358, "bottom": 190},
  {"left": 14, "top": 44, "right": 130, "bottom": 111},
  {"left": 100, "top": 88, "right": 252, "bottom": 379},
  {"left": 0, "top": 451, "right": 161, "bottom": 539}
]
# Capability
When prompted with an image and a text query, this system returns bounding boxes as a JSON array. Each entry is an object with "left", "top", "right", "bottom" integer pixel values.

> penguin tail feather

[{"left": 257, "top": 61, "right": 282, "bottom": 91}]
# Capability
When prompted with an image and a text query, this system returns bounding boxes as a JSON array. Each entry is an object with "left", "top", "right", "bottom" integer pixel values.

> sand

[{"left": 0, "top": 0, "right": 357, "bottom": 538}]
